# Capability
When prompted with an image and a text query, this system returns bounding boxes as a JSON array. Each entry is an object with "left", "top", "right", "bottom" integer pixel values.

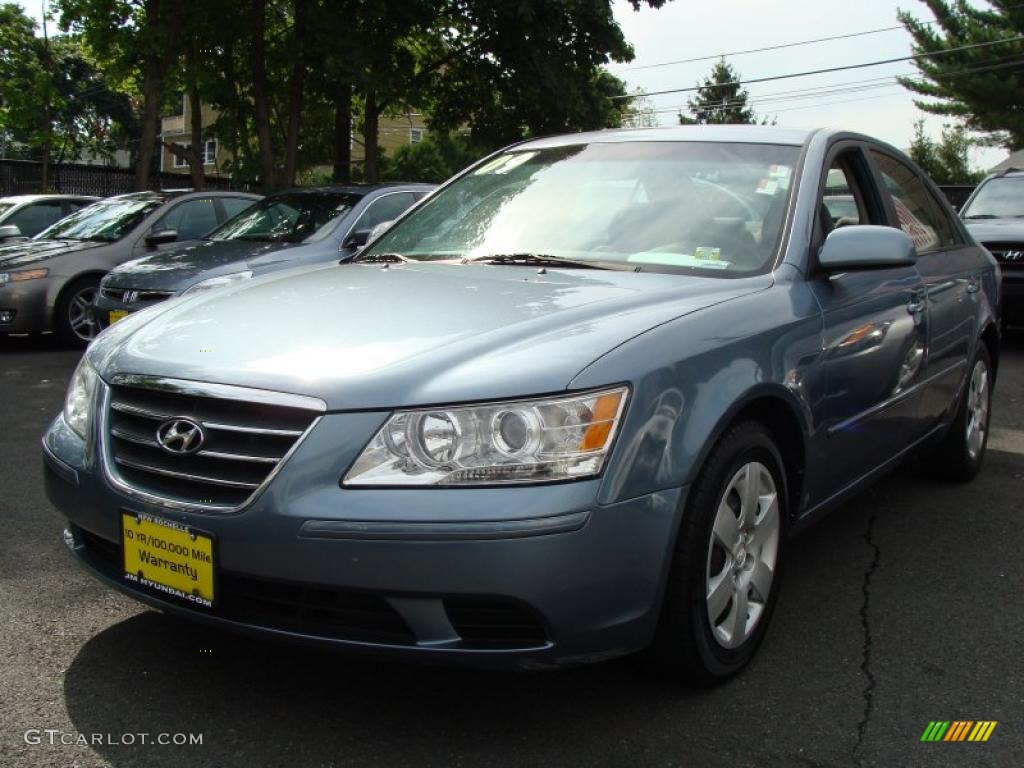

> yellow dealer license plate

[
  {"left": 121, "top": 512, "right": 216, "bottom": 608},
  {"left": 108, "top": 310, "right": 129, "bottom": 325}
]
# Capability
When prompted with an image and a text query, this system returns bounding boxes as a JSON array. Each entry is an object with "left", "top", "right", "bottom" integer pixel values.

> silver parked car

[
  {"left": 0, "top": 194, "right": 98, "bottom": 241},
  {"left": 44, "top": 127, "right": 999, "bottom": 683},
  {"left": 0, "top": 190, "right": 259, "bottom": 345}
]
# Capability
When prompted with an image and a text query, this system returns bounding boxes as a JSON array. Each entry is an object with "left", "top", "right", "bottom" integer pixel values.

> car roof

[
  {"left": 516, "top": 125, "right": 818, "bottom": 151},
  {"left": 102, "top": 190, "right": 261, "bottom": 204},
  {"left": 0, "top": 193, "right": 99, "bottom": 203},
  {"left": 270, "top": 183, "right": 436, "bottom": 197}
]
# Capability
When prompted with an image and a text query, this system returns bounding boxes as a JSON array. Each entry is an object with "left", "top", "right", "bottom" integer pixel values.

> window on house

[
  {"left": 204, "top": 139, "right": 218, "bottom": 166},
  {"left": 409, "top": 128, "right": 424, "bottom": 144},
  {"left": 172, "top": 145, "right": 190, "bottom": 169}
]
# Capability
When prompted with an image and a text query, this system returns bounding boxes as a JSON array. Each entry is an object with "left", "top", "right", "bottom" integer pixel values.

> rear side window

[
  {"left": 222, "top": 196, "right": 256, "bottom": 220},
  {"left": 870, "top": 150, "right": 961, "bottom": 253},
  {"left": 353, "top": 192, "right": 417, "bottom": 232},
  {"left": 155, "top": 198, "right": 219, "bottom": 240},
  {"left": 8, "top": 200, "right": 65, "bottom": 237}
]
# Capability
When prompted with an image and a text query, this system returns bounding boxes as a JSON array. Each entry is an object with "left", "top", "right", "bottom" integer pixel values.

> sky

[
  {"left": 17, "top": 0, "right": 1010, "bottom": 170},
  {"left": 609, "top": 0, "right": 1007, "bottom": 169}
]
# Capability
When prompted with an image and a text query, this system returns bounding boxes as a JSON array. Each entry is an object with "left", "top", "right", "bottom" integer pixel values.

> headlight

[
  {"left": 0, "top": 268, "right": 48, "bottom": 284},
  {"left": 63, "top": 357, "right": 99, "bottom": 439},
  {"left": 344, "top": 386, "right": 628, "bottom": 486},
  {"left": 181, "top": 270, "right": 253, "bottom": 295}
]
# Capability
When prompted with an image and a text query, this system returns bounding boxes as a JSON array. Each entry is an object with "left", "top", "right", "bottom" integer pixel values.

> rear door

[
  {"left": 867, "top": 148, "right": 977, "bottom": 426},
  {"left": 809, "top": 142, "right": 930, "bottom": 492}
]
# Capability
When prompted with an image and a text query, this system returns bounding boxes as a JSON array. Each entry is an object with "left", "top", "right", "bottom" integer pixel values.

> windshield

[
  {"left": 36, "top": 198, "right": 161, "bottom": 242},
  {"left": 361, "top": 141, "right": 799, "bottom": 276},
  {"left": 962, "top": 177, "right": 1024, "bottom": 219},
  {"left": 209, "top": 192, "right": 362, "bottom": 243}
]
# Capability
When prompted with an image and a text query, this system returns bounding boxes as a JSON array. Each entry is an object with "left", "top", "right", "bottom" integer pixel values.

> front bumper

[
  {"left": 0, "top": 277, "right": 50, "bottom": 333},
  {"left": 92, "top": 292, "right": 169, "bottom": 330},
  {"left": 43, "top": 412, "right": 685, "bottom": 668}
]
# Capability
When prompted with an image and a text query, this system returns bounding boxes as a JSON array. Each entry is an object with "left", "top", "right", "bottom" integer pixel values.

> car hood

[
  {"left": 964, "top": 218, "right": 1024, "bottom": 243},
  {"left": 89, "top": 262, "right": 770, "bottom": 410},
  {"left": 104, "top": 239, "right": 304, "bottom": 291},
  {"left": 0, "top": 238, "right": 104, "bottom": 269}
]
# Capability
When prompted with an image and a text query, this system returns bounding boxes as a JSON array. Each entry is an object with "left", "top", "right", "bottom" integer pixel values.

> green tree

[
  {"left": 680, "top": 58, "right": 756, "bottom": 125},
  {"left": 908, "top": 118, "right": 985, "bottom": 184},
  {"left": 899, "top": 0, "right": 1024, "bottom": 151},
  {"left": 385, "top": 131, "right": 479, "bottom": 183}
]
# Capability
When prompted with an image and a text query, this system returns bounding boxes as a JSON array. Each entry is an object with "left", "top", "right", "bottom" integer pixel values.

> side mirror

[
  {"left": 0, "top": 224, "right": 22, "bottom": 240},
  {"left": 818, "top": 225, "right": 917, "bottom": 271},
  {"left": 342, "top": 229, "right": 372, "bottom": 250},
  {"left": 145, "top": 229, "right": 178, "bottom": 247}
]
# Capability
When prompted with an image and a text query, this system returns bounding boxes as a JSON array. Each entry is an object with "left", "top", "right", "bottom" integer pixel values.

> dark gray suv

[{"left": 961, "top": 168, "right": 1024, "bottom": 323}]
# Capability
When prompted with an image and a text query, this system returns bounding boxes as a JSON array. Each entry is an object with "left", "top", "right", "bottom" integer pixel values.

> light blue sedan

[{"left": 43, "top": 126, "right": 1000, "bottom": 683}]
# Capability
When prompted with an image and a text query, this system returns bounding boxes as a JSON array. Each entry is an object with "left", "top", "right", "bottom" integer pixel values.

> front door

[{"left": 810, "top": 147, "right": 930, "bottom": 492}]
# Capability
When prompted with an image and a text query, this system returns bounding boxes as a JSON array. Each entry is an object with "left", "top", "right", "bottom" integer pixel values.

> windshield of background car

[
  {"left": 962, "top": 177, "right": 1024, "bottom": 219},
  {"left": 35, "top": 199, "right": 161, "bottom": 242},
  {"left": 361, "top": 141, "right": 800, "bottom": 275},
  {"left": 209, "top": 192, "right": 363, "bottom": 243}
]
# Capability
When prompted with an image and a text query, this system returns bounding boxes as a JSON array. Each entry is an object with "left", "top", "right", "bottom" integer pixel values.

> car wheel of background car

[
  {"left": 56, "top": 277, "right": 101, "bottom": 348},
  {"left": 652, "top": 421, "right": 787, "bottom": 686},
  {"left": 926, "top": 343, "right": 993, "bottom": 483}
]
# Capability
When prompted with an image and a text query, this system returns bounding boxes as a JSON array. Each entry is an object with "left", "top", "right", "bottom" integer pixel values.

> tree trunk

[
  {"left": 250, "top": 0, "right": 276, "bottom": 191},
  {"left": 362, "top": 89, "right": 379, "bottom": 183},
  {"left": 134, "top": 0, "right": 162, "bottom": 190},
  {"left": 333, "top": 82, "right": 352, "bottom": 182},
  {"left": 185, "top": 33, "right": 205, "bottom": 190},
  {"left": 282, "top": 0, "right": 307, "bottom": 186}
]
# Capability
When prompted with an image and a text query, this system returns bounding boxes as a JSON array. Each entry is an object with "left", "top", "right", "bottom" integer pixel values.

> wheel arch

[
  {"left": 49, "top": 271, "right": 107, "bottom": 331},
  {"left": 979, "top": 321, "right": 1000, "bottom": 380},
  {"left": 686, "top": 386, "right": 809, "bottom": 522}
]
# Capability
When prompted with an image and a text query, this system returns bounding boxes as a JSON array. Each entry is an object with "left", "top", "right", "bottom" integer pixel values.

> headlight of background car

[
  {"left": 181, "top": 270, "right": 253, "bottom": 296},
  {"left": 344, "top": 386, "right": 628, "bottom": 486},
  {"left": 63, "top": 357, "right": 99, "bottom": 439}
]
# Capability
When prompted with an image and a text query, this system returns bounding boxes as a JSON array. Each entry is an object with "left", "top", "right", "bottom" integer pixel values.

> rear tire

[
  {"left": 55, "top": 277, "right": 101, "bottom": 348},
  {"left": 652, "top": 421, "right": 787, "bottom": 686},
  {"left": 926, "top": 343, "right": 993, "bottom": 483}
]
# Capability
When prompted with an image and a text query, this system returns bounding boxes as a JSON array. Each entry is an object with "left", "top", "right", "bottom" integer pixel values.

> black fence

[{"left": 0, "top": 159, "right": 236, "bottom": 198}]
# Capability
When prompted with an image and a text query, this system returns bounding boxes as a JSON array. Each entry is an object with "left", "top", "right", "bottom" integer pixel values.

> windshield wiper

[
  {"left": 354, "top": 252, "right": 409, "bottom": 264},
  {"left": 964, "top": 214, "right": 999, "bottom": 220},
  {"left": 465, "top": 253, "right": 625, "bottom": 271}
]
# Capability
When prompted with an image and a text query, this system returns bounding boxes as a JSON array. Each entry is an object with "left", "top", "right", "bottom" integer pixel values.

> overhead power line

[
  {"left": 613, "top": 2, "right": 1024, "bottom": 73},
  {"left": 612, "top": 35, "right": 1024, "bottom": 101}
]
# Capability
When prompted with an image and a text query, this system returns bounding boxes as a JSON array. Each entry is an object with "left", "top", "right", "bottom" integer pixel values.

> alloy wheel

[
  {"left": 68, "top": 285, "right": 99, "bottom": 342},
  {"left": 705, "top": 461, "right": 780, "bottom": 650},
  {"left": 965, "top": 360, "right": 989, "bottom": 461}
]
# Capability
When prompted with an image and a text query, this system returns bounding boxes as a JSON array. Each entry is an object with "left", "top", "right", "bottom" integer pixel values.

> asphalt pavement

[{"left": 1, "top": 330, "right": 1021, "bottom": 768}]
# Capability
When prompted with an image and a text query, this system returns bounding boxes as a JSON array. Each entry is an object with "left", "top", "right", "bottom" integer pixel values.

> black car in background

[
  {"left": 961, "top": 168, "right": 1024, "bottom": 323},
  {"left": 93, "top": 183, "right": 433, "bottom": 328},
  {"left": 0, "top": 190, "right": 260, "bottom": 345}
]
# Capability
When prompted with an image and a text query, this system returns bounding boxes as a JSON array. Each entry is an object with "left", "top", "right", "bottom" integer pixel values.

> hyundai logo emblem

[{"left": 156, "top": 418, "right": 205, "bottom": 455}]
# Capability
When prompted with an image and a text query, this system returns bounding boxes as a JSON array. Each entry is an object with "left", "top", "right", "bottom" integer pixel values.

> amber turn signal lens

[{"left": 578, "top": 392, "right": 624, "bottom": 451}]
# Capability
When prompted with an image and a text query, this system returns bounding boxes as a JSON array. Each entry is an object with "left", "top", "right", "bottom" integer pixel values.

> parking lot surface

[{"left": 1, "top": 332, "right": 1021, "bottom": 768}]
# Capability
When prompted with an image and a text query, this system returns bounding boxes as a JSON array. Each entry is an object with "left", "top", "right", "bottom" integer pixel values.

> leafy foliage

[
  {"left": 899, "top": 0, "right": 1024, "bottom": 150},
  {"left": 679, "top": 58, "right": 757, "bottom": 125},
  {"left": 908, "top": 119, "right": 985, "bottom": 184}
]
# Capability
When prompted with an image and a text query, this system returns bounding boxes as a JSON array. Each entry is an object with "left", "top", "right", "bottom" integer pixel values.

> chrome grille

[
  {"left": 100, "top": 286, "right": 176, "bottom": 304},
  {"left": 103, "top": 377, "right": 325, "bottom": 511},
  {"left": 983, "top": 242, "right": 1024, "bottom": 270}
]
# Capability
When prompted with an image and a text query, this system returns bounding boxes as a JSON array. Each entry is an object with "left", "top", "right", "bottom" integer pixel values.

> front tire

[
  {"left": 55, "top": 277, "right": 101, "bottom": 348},
  {"left": 652, "top": 421, "right": 787, "bottom": 685},
  {"left": 927, "top": 343, "right": 993, "bottom": 482}
]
